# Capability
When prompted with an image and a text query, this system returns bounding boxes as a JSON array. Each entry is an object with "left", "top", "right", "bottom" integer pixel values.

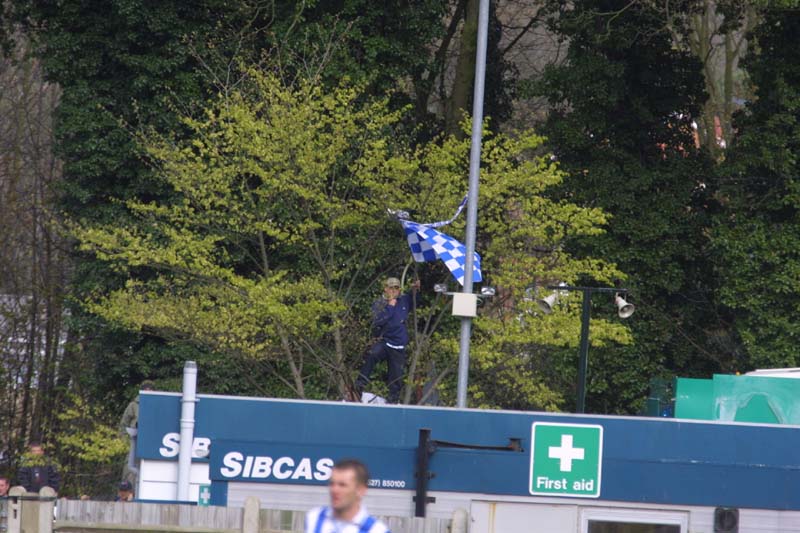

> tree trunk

[
  {"left": 332, "top": 325, "right": 347, "bottom": 397},
  {"left": 446, "top": 0, "right": 479, "bottom": 137},
  {"left": 278, "top": 327, "right": 305, "bottom": 398}
]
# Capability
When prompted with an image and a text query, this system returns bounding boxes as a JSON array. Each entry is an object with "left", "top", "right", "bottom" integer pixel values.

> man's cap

[
  {"left": 384, "top": 277, "right": 401, "bottom": 288},
  {"left": 119, "top": 480, "right": 133, "bottom": 491},
  {"left": 140, "top": 380, "right": 155, "bottom": 391}
]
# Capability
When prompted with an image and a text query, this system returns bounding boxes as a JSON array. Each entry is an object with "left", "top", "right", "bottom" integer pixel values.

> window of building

[{"left": 581, "top": 508, "right": 688, "bottom": 533}]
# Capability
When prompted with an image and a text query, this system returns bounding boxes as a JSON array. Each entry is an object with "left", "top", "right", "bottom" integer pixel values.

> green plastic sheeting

[
  {"left": 674, "top": 378, "right": 714, "bottom": 420},
  {"left": 674, "top": 374, "right": 800, "bottom": 424}
]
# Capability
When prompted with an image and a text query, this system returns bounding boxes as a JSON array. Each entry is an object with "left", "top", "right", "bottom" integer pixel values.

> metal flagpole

[{"left": 456, "top": 0, "right": 490, "bottom": 408}]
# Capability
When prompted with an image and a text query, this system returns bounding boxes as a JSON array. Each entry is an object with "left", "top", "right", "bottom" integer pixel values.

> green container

[
  {"left": 674, "top": 377, "right": 714, "bottom": 420},
  {"left": 674, "top": 373, "right": 800, "bottom": 424}
]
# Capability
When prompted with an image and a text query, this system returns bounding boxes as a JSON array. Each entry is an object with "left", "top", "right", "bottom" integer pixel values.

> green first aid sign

[
  {"left": 198, "top": 484, "right": 211, "bottom": 507},
  {"left": 529, "top": 422, "right": 603, "bottom": 498}
]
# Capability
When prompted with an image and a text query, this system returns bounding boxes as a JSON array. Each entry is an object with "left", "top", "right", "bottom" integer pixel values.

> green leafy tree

[
  {"left": 3, "top": 0, "right": 454, "bottom": 411},
  {"left": 71, "top": 68, "right": 628, "bottom": 408},
  {"left": 72, "top": 73, "right": 415, "bottom": 399},
  {"left": 51, "top": 394, "right": 128, "bottom": 498},
  {"left": 399, "top": 127, "right": 629, "bottom": 410},
  {"left": 531, "top": 0, "right": 721, "bottom": 413},
  {"left": 3, "top": 0, "right": 295, "bottom": 412},
  {"left": 5, "top": 0, "right": 628, "bottom": 410},
  {"left": 712, "top": 11, "right": 800, "bottom": 369}
]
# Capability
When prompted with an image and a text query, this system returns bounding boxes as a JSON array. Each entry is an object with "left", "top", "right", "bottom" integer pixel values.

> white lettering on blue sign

[
  {"left": 159, "top": 432, "right": 212, "bottom": 458},
  {"left": 220, "top": 451, "right": 333, "bottom": 481}
]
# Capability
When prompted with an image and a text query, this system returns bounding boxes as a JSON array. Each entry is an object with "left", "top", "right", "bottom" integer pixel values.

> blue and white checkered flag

[{"left": 395, "top": 197, "right": 482, "bottom": 286}]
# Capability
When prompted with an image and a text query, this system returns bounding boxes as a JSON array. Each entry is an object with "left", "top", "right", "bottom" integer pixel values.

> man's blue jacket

[{"left": 370, "top": 291, "right": 419, "bottom": 347}]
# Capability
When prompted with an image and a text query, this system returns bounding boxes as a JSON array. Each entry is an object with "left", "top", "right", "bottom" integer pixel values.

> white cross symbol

[
  {"left": 199, "top": 486, "right": 211, "bottom": 504},
  {"left": 548, "top": 434, "right": 585, "bottom": 472}
]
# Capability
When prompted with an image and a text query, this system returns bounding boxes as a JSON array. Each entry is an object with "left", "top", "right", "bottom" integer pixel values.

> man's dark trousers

[{"left": 356, "top": 341, "right": 405, "bottom": 403}]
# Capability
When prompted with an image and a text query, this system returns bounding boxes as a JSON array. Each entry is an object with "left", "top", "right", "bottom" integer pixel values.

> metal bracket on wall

[{"left": 414, "top": 428, "right": 524, "bottom": 517}]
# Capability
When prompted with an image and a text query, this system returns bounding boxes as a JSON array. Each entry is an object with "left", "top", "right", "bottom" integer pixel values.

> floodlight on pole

[
  {"left": 538, "top": 284, "right": 635, "bottom": 413},
  {"left": 615, "top": 294, "right": 635, "bottom": 318},
  {"left": 536, "top": 293, "right": 558, "bottom": 314}
]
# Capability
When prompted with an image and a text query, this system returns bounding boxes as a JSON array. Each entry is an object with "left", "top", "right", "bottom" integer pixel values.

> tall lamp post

[
  {"left": 455, "top": 0, "right": 491, "bottom": 409},
  {"left": 537, "top": 285, "right": 635, "bottom": 414}
]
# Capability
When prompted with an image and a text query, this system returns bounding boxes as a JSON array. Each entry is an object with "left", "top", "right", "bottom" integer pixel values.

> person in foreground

[{"left": 305, "top": 459, "right": 390, "bottom": 533}]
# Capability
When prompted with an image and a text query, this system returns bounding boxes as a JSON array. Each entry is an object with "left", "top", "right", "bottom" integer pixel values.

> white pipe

[
  {"left": 177, "top": 360, "right": 197, "bottom": 501},
  {"left": 451, "top": 508, "right": 469, "bottom": 533}
]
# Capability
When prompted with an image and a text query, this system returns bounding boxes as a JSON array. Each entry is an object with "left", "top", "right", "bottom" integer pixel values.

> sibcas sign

[
  {"left": 219, "top": 452, "right": 334, "bottom": 481},
  {"left": 209, "top": 440, "right": 415, "bottom": 487},
  {"left": 159, "top": 433, "right": 212, "bottom": 459}
]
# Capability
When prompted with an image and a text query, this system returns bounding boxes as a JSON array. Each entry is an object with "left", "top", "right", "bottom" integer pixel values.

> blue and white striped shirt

[{"left": 304, "top": 505, "right": 390, "bottom": 533}]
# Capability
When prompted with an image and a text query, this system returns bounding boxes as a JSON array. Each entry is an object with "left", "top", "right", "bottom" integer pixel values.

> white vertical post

[
  {"left": 456, "top": 0, "right": 491, "bottom": 409},
  {"left": 451, "top": 508, "right": 469, "bottom": 533},
  {"left": 177, "top": 360, "right": 197, "bottom": 501},
  {"left": 6, "top": 486, "right": 24, "bottom": 533},
  {"left": 37, "top": 487, "right": 55, "bottom": 533},
  {"left": 242, "top": 496, "right": 261, "bottom": 533}
]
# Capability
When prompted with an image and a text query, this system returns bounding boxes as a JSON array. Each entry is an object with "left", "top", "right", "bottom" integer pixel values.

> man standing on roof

[
  {"left": 355, "top": 277, "right": 420, "bottom": 404},
  {"left": 119, "top": 380, "right": 155, "bottom": 435},
  {"left": 119, "top": 380, "right": 155, "bottom": 486},
  {"left": 305, "top": 459, "right": 390, "bottom": 533}
]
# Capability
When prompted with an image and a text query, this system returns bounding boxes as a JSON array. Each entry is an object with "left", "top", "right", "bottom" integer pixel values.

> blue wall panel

[{"left": 139, "top": 393, "right": 800, "bottom": 510}]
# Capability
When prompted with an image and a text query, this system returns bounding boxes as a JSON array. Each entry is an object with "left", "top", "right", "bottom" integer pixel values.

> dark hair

[
  {"left": 28, "top": 442, "right": 42, "bottom": 449},
  {"left": 333, "top": 458, "right": 369, "bottom": 486}
]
